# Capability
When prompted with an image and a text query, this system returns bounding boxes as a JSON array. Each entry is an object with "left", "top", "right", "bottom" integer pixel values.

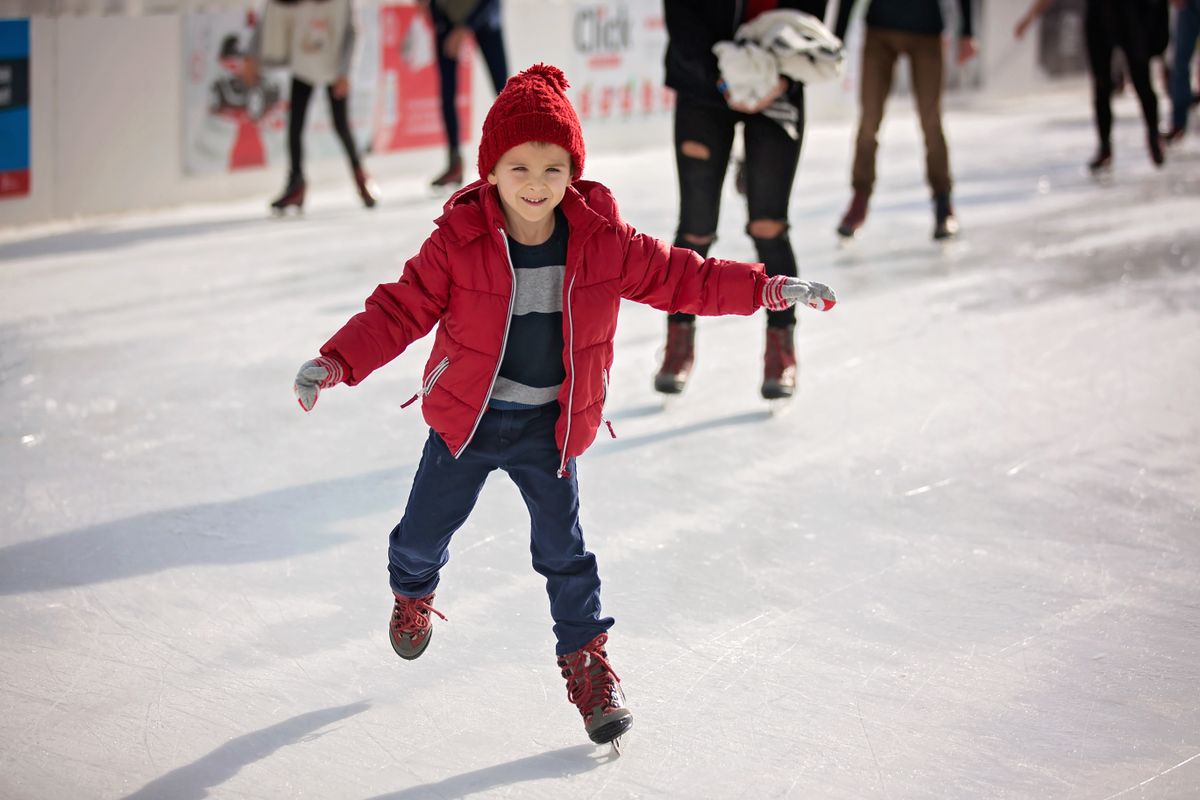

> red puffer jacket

[{"left": 320, "top": 178, "right": 770, "bottom": 475}]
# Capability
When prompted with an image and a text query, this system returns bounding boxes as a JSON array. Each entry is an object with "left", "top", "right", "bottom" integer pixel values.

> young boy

[{"left": 292, "top": 63, "right": 836, "bottom": 746}]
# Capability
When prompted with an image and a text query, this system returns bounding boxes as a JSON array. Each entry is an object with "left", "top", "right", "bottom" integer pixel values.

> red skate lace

[
  {"left": 559, "top": 634, "right": 621, "bottom": 720},
  {"left": 391, "top": 594, "right": 446, "bottom": 636}
]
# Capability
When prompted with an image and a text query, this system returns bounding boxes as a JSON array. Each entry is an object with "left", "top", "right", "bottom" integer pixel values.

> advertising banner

[
  {"left": 374, "top": 3, "right": 471, "bottom": 153},
  {"left": 0, "top": 19, "right": 30, "bottom": 199},
  {"left": 182, "top": 8, "right": 377, "bottom": 175},
  {"left": 564, "top": 1, "right": 673, "bottom": 124}
]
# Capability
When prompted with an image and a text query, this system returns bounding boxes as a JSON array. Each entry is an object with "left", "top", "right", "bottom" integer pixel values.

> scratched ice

[{"left": 2, "top": 88, "right": 1198, "bottom": 799}]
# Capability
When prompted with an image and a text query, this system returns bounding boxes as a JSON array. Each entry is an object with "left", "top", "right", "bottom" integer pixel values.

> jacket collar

[{"left": 434, "top": 180, "right": 610, "bottom": 246}]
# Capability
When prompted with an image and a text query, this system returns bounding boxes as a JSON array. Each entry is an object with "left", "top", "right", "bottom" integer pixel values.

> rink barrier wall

[{"left": 0, "top": 0, "right": 1055, "bottom": 229}]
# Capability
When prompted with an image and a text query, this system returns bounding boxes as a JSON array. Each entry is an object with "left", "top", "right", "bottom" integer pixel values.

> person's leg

[
  {"left": 1086, "top": 2, "right": 1117, "bottom": 163},
  {"left": 852, "top": 28, "right": 899, "bottom": 197},
  {"left": 743, "top": 105, "right": 802, "bottom": 329},
  {"left": 504, "top": 406, "right": 613, "bottom": 655},
  {"left": 906, "top": 32, "right": 959, "bottom": 238},
  {"left": 388, "top": 427, "right": 495, "bottom": 597},
  {"left": 1169, "top": 3, "right": 1200, "bottom": 134},
  {"left": 672, "top": 98, "right": 737, "bottom": 275},
  {"left": 839, "top": 27, "right": 899, "bottom": 236},
  {"left": 325, "top": 85, "right": 361, "bottom": 172},
  {"left": 1113, "top": 0, "right": 1163, "bottom": 162},
  {"left": 432, "top": 15, "right": 463, "bottom": 185},
  {"left": 907, "top": 33, "right": 950, "bottom": 196},
  {"left": 654, "top": 97, "right": 736, "bottom": 394},
  {"left": 326, "top": 84, "right": 377, "bottom": 206},
  {"left": 472, "top": 19, "right": 509, "bottom": 96},
  {"left": 744, "top": 106, "right": 803, "bottom": 398},
  {"left": 287, "top": 76, "right": 314, "bottom": 182}
]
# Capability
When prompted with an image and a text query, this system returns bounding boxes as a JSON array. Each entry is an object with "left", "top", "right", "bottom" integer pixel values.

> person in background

[
  {"left": 1165, "top": 0, "right": 1200, "bottom": 142},
  {"left": 1016, "top": 0, "right": 1165, "bottom": 171},
  {"left": 421, "top": 0, "right": 510, "bottom": 188},
  {"left": 833, "top": 0, "right": 977, "bottom": 242},
  {"left": 291, "top": 64, "right": 836, "bottom": 747},
  {"left": 245, "top": 0, "right": 378, "bottom": 213},
  {"left": 655, "top": 0, "right": 831, "bottom": 402}
]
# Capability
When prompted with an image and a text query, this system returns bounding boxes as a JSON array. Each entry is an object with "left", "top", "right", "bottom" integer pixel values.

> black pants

[
  {"left": 435, "top": 20, "right": 508, "bottom": 156},
  {"left": 670, "top": 95, "right": 804, "bottom": 329},
  {"left": 1086, "top": 0, "right": 1159, "bottom": 148},
  {"left": 287, "top": 76, "right": 360, "bottom": 182}
]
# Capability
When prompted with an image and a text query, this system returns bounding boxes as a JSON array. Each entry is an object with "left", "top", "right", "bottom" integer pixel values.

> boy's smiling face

[{"left": 487, "top": 141, "right": 573, "bottom": 245}]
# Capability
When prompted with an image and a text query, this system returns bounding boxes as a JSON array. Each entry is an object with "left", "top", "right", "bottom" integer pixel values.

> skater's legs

[
  {"left": 287, "top": 76, "right": 315, "bottom": 181},
  {"left": 852, "top": 28, "right": 900, "bottom": 195},
  {"left": 434, "top": 27, "right": 461, "bottom": 159},
  {"left": 670, "top": 98, "right": 737, "bottom": 324},
  {"left": 504, "top": 406, "right": 612, "bottom": 655},
  {"left": 472, "top": 19, "right": 509, "bottom": 95},
  {"left": 1170, "top": 1, "right": 1200, "bottom": 131},
  {"left": 388, "top": 427, "right": 494, "bottom": 597},
  {"left": 1086, "top": 4, "right": 1117, "bottom": 149},
  {"left": 743, "top": 108, "right": 802, "bottom": 329},
  {"left": 1112, "top": 0, "right": 1160, "bottom": 139},
  {"left": 906, "top": 32, "right": 952, "bottom": 196},
  {"left": 325, "top": 85, "right": 362, "bottom": 173}
]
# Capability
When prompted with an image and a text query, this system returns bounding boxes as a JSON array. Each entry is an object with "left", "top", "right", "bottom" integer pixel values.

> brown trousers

[{"left": 852, "top": 28, "right": 951, "bottom": 196}]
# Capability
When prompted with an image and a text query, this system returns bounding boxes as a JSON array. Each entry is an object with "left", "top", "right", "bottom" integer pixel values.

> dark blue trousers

[{"left": 388, "top": 404, "right": 612, "bottom": 655}]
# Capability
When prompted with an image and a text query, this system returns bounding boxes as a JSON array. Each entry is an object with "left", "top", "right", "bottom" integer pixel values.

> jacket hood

[{"left": 434, "top": 179, "right": 619, "bottom": 246}]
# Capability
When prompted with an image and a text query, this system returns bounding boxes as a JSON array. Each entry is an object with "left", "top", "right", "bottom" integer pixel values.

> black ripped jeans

[{"left": 670, "top": 93, "right": 804, "bottom": 329}]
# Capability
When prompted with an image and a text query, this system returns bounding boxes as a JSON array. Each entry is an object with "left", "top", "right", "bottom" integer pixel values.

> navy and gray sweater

[
  {"left": 833, "top": 0, "right": 974, "bottom": 40},
  {"left": 489, "top": 210, "right": 569, "bottom": 410}
]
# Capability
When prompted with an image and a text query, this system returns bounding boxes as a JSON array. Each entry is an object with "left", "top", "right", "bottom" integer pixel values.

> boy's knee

[
  {"left": 680, "top": 140, "right": 711, "bottom": 160},
  {"left": 681, "top": 232, "right": 715, "bottom": 246},
  {"left": 748, "top": 219, "right": 788, "bottom": 239}
]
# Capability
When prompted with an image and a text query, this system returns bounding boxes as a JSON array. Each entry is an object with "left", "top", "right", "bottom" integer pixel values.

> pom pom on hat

[{"left": 477, "top": 63, "right": 586, "bottom": 180}]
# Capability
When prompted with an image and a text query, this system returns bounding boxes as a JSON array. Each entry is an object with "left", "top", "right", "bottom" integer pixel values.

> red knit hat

[{"left": 477, "top": 63, "right": 585, "bottom": 180}]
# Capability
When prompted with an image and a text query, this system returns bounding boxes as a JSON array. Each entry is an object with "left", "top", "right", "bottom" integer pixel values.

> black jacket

[{"left": 664, "top": 0, "right": 830, "bottom": 108}]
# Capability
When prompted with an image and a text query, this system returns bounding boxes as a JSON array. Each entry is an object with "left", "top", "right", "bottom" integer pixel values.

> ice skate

[
  {"left": 270, "top": 175, "right": 306, "bottom": 216},
  {"left": 389, "top": 592, "right": 445, "bottom": 660},
  {"left": 932, "top": 192, "right": 959, "bottom": 241},
  {"left": 354, "top": 167, "right": 379, "bottom": 208},
  {"left": 836, "top": 190, "right": 869, "bottom": 239},
  {"left": 654, "top": 320, "right": 695, "bottom": 395},
  {"left": 1147, "top": 133, "right": 1164, "bottom": 168},
  {"left": 558, "top": 633, "right": 633, "bottom": 751},
  {"left": 1087, "top": 146, "right": 1113, "bottom": 176},
  {"left": 430, "top": 155, "right": 464, "bottom": 190},
  {"left": 761, "top": 324, "right": 797, "bottom": 403}
]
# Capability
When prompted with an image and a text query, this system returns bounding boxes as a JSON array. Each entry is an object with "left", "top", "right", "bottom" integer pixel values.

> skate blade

[{"left": 767, "top": 397, "right": 793, "bottom": 417}]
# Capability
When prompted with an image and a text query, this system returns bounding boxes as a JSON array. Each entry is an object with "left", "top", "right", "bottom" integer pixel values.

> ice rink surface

[{"left": 2, "top": 88, "right": 1199, "bottom": 799}]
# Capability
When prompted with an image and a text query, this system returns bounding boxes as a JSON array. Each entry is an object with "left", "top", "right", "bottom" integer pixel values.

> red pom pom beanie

[{"left": 477, "top": 63, "right": 586, "bottom": 180}]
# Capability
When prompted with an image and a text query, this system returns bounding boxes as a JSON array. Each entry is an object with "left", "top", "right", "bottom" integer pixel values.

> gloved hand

[
  {"left": 762, "top": 276, "right": 837, "bottom": 312},
  {"left": 293, "top": 356, "right": 345, "bottom": 412}
]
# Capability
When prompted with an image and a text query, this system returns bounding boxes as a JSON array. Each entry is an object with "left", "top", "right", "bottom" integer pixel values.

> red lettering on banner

[{"left": 0, "top": 170, "right": 31, "bottom": 198}]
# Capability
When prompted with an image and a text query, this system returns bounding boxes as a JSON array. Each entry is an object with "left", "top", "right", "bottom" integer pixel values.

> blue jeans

[
  {"left": 1171, "top": 0, "right": 1200, "bottom": 131},
  {"left": 388, "top": 404, "right": 612, "bottom": 655},
  {"left": 431, "top": 2, "right": 508, "bottom": 155}
]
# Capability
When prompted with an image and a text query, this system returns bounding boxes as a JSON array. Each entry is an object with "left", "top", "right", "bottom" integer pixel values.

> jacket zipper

[
  {"left": 454, "top": 228, "right": 517, "bottom": 458},
  {"left": 558, "top": 272, "right": 579, "bottom": 478},
  {"left": 600, "top": 368, "right": 616, "bottom": 439},
  {"left": 400, "top": 356, "right": 449, "bottom": 408}
]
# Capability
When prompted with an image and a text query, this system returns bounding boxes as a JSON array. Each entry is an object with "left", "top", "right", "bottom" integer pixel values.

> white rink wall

[{"left": 0, "top": 0, "right": 1055, "bottom": 227}]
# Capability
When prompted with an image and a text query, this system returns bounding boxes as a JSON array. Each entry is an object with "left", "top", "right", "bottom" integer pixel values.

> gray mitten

[
  {"left": 293, "top": 356, "right": 345, "bottom": 412},
  {"left": 762, "top": 276, "right": 837, "bottom": 311}
]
